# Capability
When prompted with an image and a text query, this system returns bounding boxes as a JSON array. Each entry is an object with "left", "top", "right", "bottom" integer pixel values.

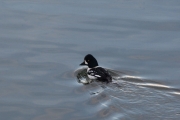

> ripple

[
  {"left": 73, "top": 67, "right": 180, "bottom": 119},
  {"left": 136, "top": 83, "right": 170, "bottom": 89},
  {"left": 170, "top": 91, "right": 180, "bottom": 95},
  {"left": 88, "top": 93, "right": 111, "bottom": 105}
]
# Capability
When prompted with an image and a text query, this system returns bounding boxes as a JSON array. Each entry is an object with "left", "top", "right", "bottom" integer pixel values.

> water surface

[{"left": 0, "top": 0, "right": 180, "bottom": 120}]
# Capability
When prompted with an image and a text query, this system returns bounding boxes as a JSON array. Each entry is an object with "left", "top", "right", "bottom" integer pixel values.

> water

[{"left": 0, "top": 0, "right": 180, "bottom": 120}]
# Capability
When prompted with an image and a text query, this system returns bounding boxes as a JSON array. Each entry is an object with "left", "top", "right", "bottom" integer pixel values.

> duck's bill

[{"left": 80, "top": 61, "right": 86, "bottom": 65}]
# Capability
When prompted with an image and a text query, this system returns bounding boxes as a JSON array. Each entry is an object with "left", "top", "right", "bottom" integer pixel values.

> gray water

[{"left": 0, "top": 0, "right": 180, "bottom": 120}]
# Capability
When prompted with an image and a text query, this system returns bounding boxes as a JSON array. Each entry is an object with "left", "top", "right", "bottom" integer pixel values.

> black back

[{"left": 92, "top": 67, "right": 112, "bottom": 83}]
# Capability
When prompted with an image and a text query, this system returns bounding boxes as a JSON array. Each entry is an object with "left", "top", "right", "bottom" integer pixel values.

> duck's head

[{"left": 80, "top": 54, "right": 98, "bottom": 68}]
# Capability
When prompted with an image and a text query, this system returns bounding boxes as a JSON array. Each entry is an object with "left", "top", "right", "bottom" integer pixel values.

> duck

[{"left": 80, "top": 54, "right": 112, "bottom": 83}]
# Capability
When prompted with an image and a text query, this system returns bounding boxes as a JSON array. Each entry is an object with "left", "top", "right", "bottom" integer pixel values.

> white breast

[{"left": 87, "top": 68, "right": 98, "bottom": 80}]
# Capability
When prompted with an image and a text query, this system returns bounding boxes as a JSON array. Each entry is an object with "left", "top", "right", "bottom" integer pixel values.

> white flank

[
  {"left": 95, "top": 75, "right": 101, "bottom": 77},
  {"left": 87, "top": 68, "right": 91, "bottom": 71},
  {"left": 88, "top": 74, "right": 97, "bottom": 80}
]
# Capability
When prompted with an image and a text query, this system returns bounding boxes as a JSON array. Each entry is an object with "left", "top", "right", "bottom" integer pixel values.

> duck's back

[{"left": 90, "top": 67, "right": 112, "bottom": 83}]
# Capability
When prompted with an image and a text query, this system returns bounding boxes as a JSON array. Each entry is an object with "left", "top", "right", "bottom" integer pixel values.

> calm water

[{"left": 0, "top": 0, "right": 180, "bottom": 120}]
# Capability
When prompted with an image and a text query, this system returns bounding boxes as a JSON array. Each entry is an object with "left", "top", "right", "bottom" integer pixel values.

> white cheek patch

[{"left": 85, "top": 60, "right": 88, "bottom": 65}]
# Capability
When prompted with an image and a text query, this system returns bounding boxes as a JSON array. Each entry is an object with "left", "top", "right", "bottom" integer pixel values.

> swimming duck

[{"left": 80, "top": 54, "right": 112, "bottom": 83}]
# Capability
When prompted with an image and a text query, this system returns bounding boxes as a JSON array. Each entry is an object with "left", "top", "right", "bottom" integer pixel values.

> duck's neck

[{"left": 87, "top": 66, "right": 99, "bottom": 72}]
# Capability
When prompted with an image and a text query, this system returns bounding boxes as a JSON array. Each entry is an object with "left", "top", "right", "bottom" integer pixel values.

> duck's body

[{"left": 80, "top": 54, "right": 112, "bottom": 83}]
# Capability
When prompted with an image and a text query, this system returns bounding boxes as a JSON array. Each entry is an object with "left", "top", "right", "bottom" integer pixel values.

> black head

[{"left": 80, "top": 54, "right": 98, "bottom": 68}]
